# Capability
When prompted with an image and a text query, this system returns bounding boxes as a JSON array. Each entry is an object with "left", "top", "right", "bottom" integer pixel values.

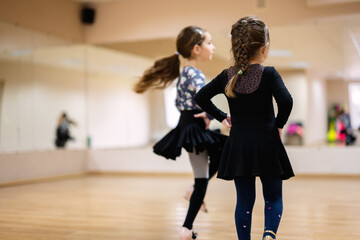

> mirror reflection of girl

[
  {"left": 134, "top": 26, "right": 227, "bottom": 240},
  {"left": 55, "top": 112, "right": 76, "bottom": 148},
  {"left": 195, "top": 16, "right": 294, "bottom": 240}
]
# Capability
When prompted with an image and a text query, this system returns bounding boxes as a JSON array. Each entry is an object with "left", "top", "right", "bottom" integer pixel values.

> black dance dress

[
  {"left": 153, "top": 110, "right": 227, "bottom": 161},
  {"left": 195, "top": 64, "right": 294, "bottom": 180},
  {"left": 153, "top": 66, "right": 227, "bottom": 162}
]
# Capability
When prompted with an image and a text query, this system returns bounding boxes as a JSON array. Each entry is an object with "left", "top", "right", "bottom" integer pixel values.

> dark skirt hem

[
  {"left": 217, "top": 124, "right": 294, "bottom": 181},
  {"left": 217, "top": 173, "right": 295, "bottom": 181},
  {"left": 153, "top": 110, "right": 228, "bottom": 160}
]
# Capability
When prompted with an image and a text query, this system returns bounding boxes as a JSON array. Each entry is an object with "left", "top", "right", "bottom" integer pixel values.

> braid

[
  {"left": 239, "top": 20, "right": 251, "bottom": 72},
  {"left": 225, "top": 19, "right": 251, "bottom": 98},
  {"left": 225, "top": 16, "right": 268, "bottom": 98}
]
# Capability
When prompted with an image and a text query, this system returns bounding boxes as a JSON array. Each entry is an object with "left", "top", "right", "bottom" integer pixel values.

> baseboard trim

[
  {"left": 293, "top": 173, "right": 360, "bottom": 178},
  {"left": 88, "top": 171, "right": 360, "bottom": 179},
  {"left": 87, "top": 171, "right": 193, "bottom": 178},
  {"left": 1, "top": 172, "right": 359, "bottom": 187},
  {"left": 0, "top": 173, "right": 87, "bottom": 188}
]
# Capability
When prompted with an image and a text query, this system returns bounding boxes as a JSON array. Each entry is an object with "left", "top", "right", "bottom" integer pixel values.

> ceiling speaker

[{"left": 81, "top": 7, "right": 96, "bottom": 24}]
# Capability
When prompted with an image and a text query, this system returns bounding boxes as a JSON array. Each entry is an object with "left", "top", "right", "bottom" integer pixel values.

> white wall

[
  {"left": 326, "top": 79, "right": 349, "bottom": 111},
  {"left": 87, "top": 147, "right": 192, "bottom": 173},
  {"left": 87, "top": 73, "right": 150, "bottom": 148},
  {"left": 0, "top": 60, "right": 87, "bottom": 151},
  {"left": 280, "top": 70, "right": 308, "bottom": 126},
  {"left": 348, "top": 83, "right": 360, "bottom": 129},
  {"left": 1, "top": 145, "right": 360, "bottom": 185},
  {"left": 0, "top": 45, "right": 153, "bottom": 152},
  {"left": 287, "top": 145, "right": 360, "bottom": 175},
  {"left": 305, "top": 72, "right": 328, "bottom": 145},
  {"left": 86, "top": 145, "right": 360, "bottom": 175},
  {"left": 0, "top": 150, "right": 87, "bottom": 184}
]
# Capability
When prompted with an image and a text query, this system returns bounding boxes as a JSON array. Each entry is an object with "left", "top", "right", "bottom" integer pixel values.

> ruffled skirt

[
  {"left": 153, "top": 110, "right": 228, "bottom": 160},
  {"left": 217, "top": 122, "right": 294, "bottom": 180}
]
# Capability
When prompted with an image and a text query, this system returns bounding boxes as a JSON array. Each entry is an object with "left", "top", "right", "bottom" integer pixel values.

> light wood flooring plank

[{"left": 0, "top": 175, "right": 359, "bottom": 239}]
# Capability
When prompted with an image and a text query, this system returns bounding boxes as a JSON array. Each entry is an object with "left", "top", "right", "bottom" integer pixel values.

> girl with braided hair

[
  {"left": 134, "top": 26, "right": 227, "bottom": 240},
  {"left": 195, "top": 16, "right": 294, "bottom": 240}
]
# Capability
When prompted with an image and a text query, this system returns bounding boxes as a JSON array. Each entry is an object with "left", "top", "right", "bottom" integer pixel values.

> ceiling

[
  {"left": 99, "top": 14, "right": 360, "bottom": 79},
  {"left": 1, "top": 0, "right": 359, "bottom": 80},
  {"left": 70, "top": 0, "right": 360, "bottom": 80}
]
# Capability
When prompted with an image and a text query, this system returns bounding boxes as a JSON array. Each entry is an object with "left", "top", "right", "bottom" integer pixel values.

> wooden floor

[{"left": 0, "top": 174, "right": 359, "bottom": 240}]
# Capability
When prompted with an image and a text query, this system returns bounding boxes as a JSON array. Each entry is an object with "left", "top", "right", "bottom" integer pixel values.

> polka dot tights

[{"left": 234, "top": 176, "right": 283, "bottom": 240}]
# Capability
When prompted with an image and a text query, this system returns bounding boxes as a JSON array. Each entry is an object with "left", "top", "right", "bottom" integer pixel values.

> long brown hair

[
  {"left": 134, "top": 26, "right": 206, "bottom": 93},
  {"left": 225, "top": 16, "right": 269, "bottom": 98}
]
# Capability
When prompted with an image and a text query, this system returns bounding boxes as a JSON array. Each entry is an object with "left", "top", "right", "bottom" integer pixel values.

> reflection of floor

[{"left": 0, "top": 174, "right": 359, "bottom": 240}]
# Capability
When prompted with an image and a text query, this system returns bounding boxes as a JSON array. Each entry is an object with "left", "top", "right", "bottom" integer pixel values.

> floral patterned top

[{"left": 176, "top": 66, "right": 205, "bottom": 111}]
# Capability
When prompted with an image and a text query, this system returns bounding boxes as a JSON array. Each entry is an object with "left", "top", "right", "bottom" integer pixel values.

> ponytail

[
  {"left": 134, "top": 25, "right": 205, "bottom": 93},
  {"left": 134, "top": 54, "right": 180, "bottom": 93}
]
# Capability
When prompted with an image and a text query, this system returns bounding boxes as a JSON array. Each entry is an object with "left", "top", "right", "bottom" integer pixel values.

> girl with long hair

[{"left": 135, "top": 26, "right": 227, "bottom": 240}]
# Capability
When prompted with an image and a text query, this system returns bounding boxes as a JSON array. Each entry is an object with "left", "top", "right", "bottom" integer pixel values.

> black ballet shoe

[{"left": 192, "top": 230, "right": 198, "bottom": 239}]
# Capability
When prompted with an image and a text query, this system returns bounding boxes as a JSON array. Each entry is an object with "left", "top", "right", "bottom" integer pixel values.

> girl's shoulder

[
  {"left": 183, "top": 66, "right": 205, "bottom": 79},
  {"left": 210, "top": 68, "right": 230, "bottom": 86},
  {"left": 262, "top": 66, "right": 282, "bottom": 80},
  {"left": 183, "top": 65, "right": 203, "bottom": 74},
  {"left": 263, "top": 66, "right": 278, "bottom": 74},
  {"left": 213, "top": 68, "right": 231, "bottom": 83}
]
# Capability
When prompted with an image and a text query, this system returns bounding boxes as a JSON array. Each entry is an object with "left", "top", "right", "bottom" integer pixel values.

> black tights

[
  {"left": 234, "top": 176, "right": 283, "bottom": 240},
  {"left": 182, "top": 178, "right": 208, "bottom": 230},
  {"left": 208, "top": 145, "right": 221, "bottom": 179},
  {"left": 182, "top": 153, "right": 219, "bottom": 230}
]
